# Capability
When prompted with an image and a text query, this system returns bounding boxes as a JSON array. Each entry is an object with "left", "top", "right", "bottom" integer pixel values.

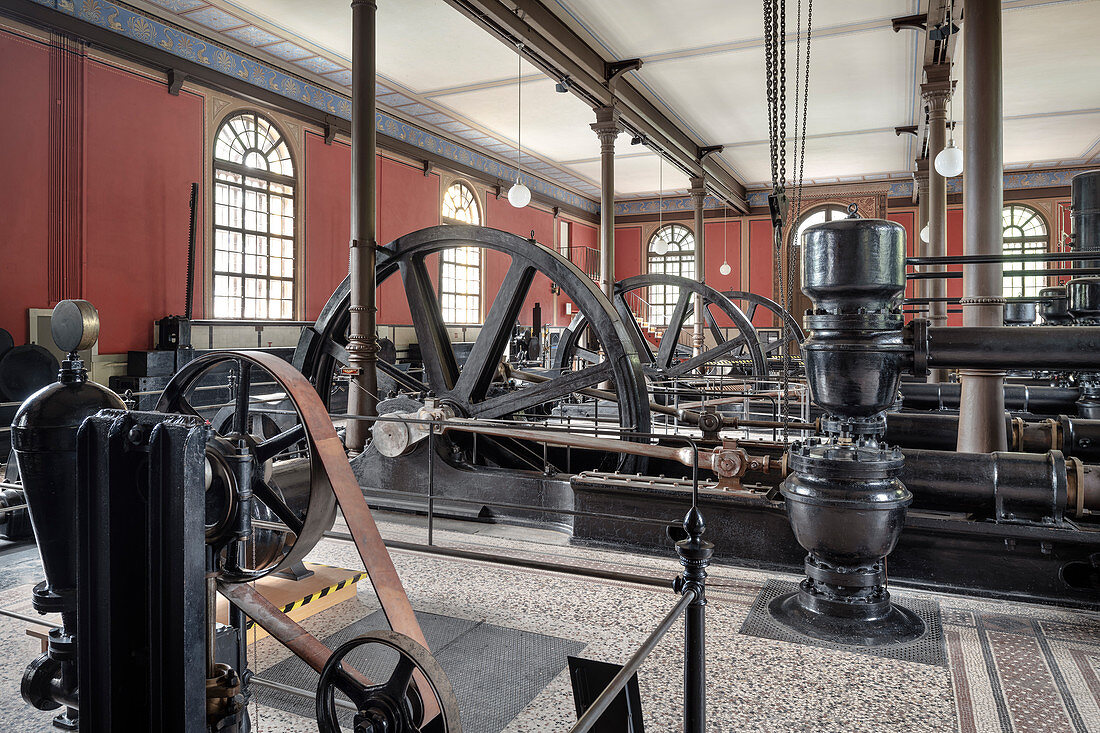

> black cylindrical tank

[
  {"left": 1071, "top": 170, "right": 1100, "bottom": 269},
  {"left": 10, "top": 301, "right": 124, "bottom": 627},
  {"left": 1004, "top": 300, "right": 1037, "bottom": 325},
  {"left": 1067, "top": 277, "right": 1100, "bottom": 324},
  {"left": 1039, "top": 286, "right": 1073, "bottom": 325}
]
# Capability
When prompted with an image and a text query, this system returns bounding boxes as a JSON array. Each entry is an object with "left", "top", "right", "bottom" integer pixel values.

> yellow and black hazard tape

[{"left": 243, "top": 567, "right": 366, "bottom": 630}]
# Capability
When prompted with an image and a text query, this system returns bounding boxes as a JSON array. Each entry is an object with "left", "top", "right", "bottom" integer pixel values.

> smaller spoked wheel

[
  {"left": 156, "top": 352, "right": 336, "bottom": 583},
  {"left": 722, "top": 290, "right": 805, "bottom": 359},
  {"left": 316, "top": 630, "right": 462, "bottom": 733}
]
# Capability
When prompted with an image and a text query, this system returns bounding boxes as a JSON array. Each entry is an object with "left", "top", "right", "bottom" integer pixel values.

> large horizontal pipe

[
  {"left": 907, "top": 251, "right": 1100, "bottom": 265},
  {"left": 900, "top": 448, "right": 1100, "bottom": 519},
  {"left": 886, "top": 412, "right": 1100, "bottom": 462},
  {"left": 898, "top": 382, "right": 1081, "bottom": 415},
  {"left": 926, "top": 326, "right": 1100, "bottom": 370},
  {"left": 908, "top": 267, "right": 1100, "bottom": 280}
]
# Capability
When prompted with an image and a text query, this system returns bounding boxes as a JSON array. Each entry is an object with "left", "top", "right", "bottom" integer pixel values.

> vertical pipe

[
  {"left": 689, "top": 177, "right": 707, "bottom": 357},
  {"left": 591, "top": 107, "right": 621, "bottom": 299},
  {"left": 346, "top": 0, "right": 379, "bottom": 452},
  {"left": 922, "top": 64, "right": 952, "bottom": 383},
  {"left": 957, "top": 0, "right": 1008, "bottom": 452},
  {"left": 915, "top": 168, "right": 929, "bottom": 307}
]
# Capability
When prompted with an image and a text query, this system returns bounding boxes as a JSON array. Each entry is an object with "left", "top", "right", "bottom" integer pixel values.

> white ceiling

[{"left": 141, "top": 0, "right": 1100, "bottom": 200}]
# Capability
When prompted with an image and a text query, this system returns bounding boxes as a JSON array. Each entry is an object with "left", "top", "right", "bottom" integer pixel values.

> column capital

[
  {"left": 921, "top": 67, "right": 955, "bottom": 109},
  {"left": 591, "top": 106, "right": 622, "bottom": 151},
  {"left": 688, "top": 176, "right": 707, "bottom": 209}
]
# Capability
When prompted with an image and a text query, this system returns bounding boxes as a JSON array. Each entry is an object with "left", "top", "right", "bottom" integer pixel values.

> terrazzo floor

[{"left": 1, "top": 511, "right": 1098, "bottom": 732}]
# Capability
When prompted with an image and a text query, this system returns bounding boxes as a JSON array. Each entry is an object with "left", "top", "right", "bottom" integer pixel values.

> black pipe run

[
  {"left": 898, "top": 382, "right": 1081, "bottom": 415},
  {"left": 924, "top": 326, "right": 1100, "bottom": 371}
]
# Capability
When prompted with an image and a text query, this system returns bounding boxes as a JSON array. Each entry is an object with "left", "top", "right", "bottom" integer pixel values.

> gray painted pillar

[
  {"left": 591, "top": 107, "right": 621, "bottom": 299},
  {"left": 346, "top": 0, "right": 378, "bottom": 452},
  {"left": 689, "top": 177, "right": 707, "bottom": 356},
  {"left": 922, "top": 66, "right": 952, "bottom": 384},
  {"left": 957, "top": 0, "right": 1008, "bottom": 453}
]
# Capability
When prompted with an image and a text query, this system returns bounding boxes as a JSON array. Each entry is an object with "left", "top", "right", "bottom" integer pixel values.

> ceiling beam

[{"left": 442, "top": 0, "right": 749, "bottom": 213}]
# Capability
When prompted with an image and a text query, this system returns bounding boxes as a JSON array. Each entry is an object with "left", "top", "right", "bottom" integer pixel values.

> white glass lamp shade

[
  {"left": 507, "top": 182, "right": 531, "bottom": 208},
  {"left": 935, "top": 142, "right": 964, "bottom": 178},
  {"left": 651, "top": 240, "right": 669, "bottom": 256},
  {"left": 719, "top": 261, "right": 732, "bottom": 276},
  {"left": 920, "top": 225, "right": 930, "bottom": 243}
]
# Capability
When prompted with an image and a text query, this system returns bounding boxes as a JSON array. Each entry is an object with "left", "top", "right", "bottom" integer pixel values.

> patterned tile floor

[{"left": 1, "top": 512, "right": 1098, "bottom": 732}]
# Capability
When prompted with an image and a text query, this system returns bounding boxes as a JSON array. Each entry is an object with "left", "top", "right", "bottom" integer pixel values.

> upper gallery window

[
  {"left": 212, "top": 111, "right": 296, "bottom": 319},
  {"left": 793, "top": 204, "right": 850, "bottom": 246},
  {"left": 1002, "top": 204, "right": 1050, "bottom": 300},
  {"left": 440, "top": 182, "right": 482, "bottom": 324},
  {"left": 647, "top": 223, "right": 696, "bottom": 327}
]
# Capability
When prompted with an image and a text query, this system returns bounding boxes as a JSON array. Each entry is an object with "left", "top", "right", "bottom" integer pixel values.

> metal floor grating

[
  {"left": 738, "top": 579, "right": 947, "bottom": 667},
  {"left": 254, "top": 609, "right": 585, "bottom": 732}
]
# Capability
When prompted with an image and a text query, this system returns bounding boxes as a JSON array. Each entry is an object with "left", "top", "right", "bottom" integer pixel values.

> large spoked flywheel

[
  {"left": 553, "top": 274, "right": 767, "bottom": 378},
  {"left": 295, "top": 225, "right": 652, "bottom": 465},
  {"left": 722, "top": 290, "right": 804, "bottom": 358}
]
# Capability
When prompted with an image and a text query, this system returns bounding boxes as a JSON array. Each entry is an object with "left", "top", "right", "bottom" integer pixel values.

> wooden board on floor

[{"left": 216, "top": 562, "right": 365, "bottom": 642}]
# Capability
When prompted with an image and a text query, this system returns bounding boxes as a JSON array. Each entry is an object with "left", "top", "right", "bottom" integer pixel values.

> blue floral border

[
  {"left": 33, "top": 0, "right": 598, "bottom": 214},
  {"left": 623, "top": 167, "right": 1090, "bottom": 216}
]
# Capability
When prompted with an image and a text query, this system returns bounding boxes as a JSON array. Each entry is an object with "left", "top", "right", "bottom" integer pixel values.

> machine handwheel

[{"left": 316, "top": 630, "right": 462, "bottom": 733}]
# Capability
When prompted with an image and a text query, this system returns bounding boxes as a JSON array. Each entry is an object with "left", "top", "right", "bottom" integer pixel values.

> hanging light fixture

[
  {"left": 652, "top": 155, "right": 669, "bottom": 255},
  {"left": 719, "top": 203, "right": 732, "bottom": 275},
  {"left": 920, "top": 224, "right": 930, "bottom": 243},
  {"left": 508, "top": 42, "right": 531, "bottom": 208},
  {"left": 934, "top": 0, "right": 963, "bottom": 179}
]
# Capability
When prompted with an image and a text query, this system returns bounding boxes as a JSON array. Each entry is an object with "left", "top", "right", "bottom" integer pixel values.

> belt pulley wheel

[
  {"left": 722, "top": 290, "right": 805, "bottom": 359},
  {"left": 316, "top": 630, "right": 462, "bottom": 733},
  {"left": 294, "top": 224, "right": 652, "bottom": 471},
  {"left": 553, "top": 275, "right": 767, "bottom": 378},
  {"left": 157, "top": 351, "right": 336, "bottom": 583}
]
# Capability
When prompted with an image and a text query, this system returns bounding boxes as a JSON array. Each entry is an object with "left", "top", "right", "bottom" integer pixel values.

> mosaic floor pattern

[{"left": 0, "top": 512, "right": 1097, "bottom": 731}]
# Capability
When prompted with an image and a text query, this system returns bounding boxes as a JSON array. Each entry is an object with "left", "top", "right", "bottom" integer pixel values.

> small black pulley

[{"left": 316, "top": 630, "right": 462, "bottom": 733}]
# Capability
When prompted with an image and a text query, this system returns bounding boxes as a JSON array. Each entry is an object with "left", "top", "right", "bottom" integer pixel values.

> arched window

[
  {"left": 212, "top": 111, "right": 296, "bottom": 319},
  {"left": 440, "top": 182, "right": 482, "bottom": 324},
  {"left": 647, "top": 223, "right": 696, "bottom": 327},
  {"left": 793, "top": 204, "right": 850, "bottom": 246},
  {"left": 1002, "top": 204, "right": 1049, "bottom": 299}
]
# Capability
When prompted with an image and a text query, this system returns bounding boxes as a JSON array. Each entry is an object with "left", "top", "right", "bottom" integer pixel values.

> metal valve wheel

[{"left": 316, "top": 630, "right": 462, "bottom": 733}]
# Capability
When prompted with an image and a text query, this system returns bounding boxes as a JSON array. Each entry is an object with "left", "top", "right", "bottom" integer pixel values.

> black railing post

[{"left": 674, "top": 500, "right": 712, "bottom": 733}]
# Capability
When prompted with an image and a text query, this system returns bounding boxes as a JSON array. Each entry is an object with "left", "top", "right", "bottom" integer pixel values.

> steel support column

[
  {"left": 346, "top": 0, "right": 379, "bottom": 452},
  {"left": 957, "top": 0, "right": 1008, "bottom": 452},
  {"left": 915, "top": 164, "right": 929, "bottom": 311},
  {"left": 689, "top": 177, "right": 707, "bottom": 357},
  {"left": 922, "top": 66, "right": 953, "bottom": 384},
  {"left": 591, "top": 107, "right": 621, "bottom": 300}
]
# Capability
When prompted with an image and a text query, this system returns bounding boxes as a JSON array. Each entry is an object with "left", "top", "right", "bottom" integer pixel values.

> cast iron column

[
  {"left": 922, "top": 65, "right": 952, "bottom": 383},
  {"left": 915, "top": 164, "right": 929, "bottom": 309},
  {"left": 591, "top": 107, "right": 621, "bottom": 299},
  {"left": 346, "top": 0, "right": 379, "bottom": 452},
  {"left": 957, "top": 0, "right": 1008, "bottom": 452},
  {"left": 689, "top": 177, "right": 707, "bottom": 356}
]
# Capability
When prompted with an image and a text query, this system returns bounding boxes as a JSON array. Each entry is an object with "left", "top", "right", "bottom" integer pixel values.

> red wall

[
  {"left": 0, "top": 31, "right": 51, "bottom": 345},
  {"left": 613, "top": 226, "right": 642, "bottom": 283},
  {"left": 887, "top": 209, "right": 917, "bottom": 301},
  {"left": 304, "top": 133, "right": 350, "bottom": 320},
  {"left": 83, "top": 60, "right": 205, "bottom": 353},
  {"left": 747, "top": 219, "right": 775, "bottom": 327},
  {"left": 946, "top": 207, "right": 965, "bottom": 327},
  {"left": 483, "top": 192, "right": 556, "bottom": 326}
]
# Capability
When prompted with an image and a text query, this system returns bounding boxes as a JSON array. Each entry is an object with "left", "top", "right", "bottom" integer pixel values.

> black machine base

[{"left": 767, "top": 586, "right": 926, "bottom": 647}]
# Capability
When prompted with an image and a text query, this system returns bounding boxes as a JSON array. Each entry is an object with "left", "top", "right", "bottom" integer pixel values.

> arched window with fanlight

[
  {"left": 212, "top": 111, "right": 296, "bottom": 319},
  {"left": 793, "top": 204, "right": 850, "bottom": 246},
  {"left": 647, "top": 223, "right": 696, "bottom": 327},
  {"left": 439, "top": 181, "right": 482, "bottom": 324},
  {"left": 1002, "top": 204, "right": 1049, "bottom": 299}
]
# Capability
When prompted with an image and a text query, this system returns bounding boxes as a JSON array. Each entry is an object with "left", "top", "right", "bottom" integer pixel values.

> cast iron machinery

[
  {"left": 551, "top": 274, "right": 768, "bottom": 379},
  {"left": 294, "top": 225, "right": 653, "bottom": 475},
  {"left": 767, "top": 216, "right": 926, "bottom": 645},
  {"left": 14, "top": 319, "right": 462, "bottom": 731},
  {"left": 13, "top": 300, "right": 126, "bottom": 730}
]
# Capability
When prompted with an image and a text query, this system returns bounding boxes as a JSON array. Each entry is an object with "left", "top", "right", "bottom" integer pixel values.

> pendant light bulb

[
  {"left": 920, "top": 225, "right": 930, "bottom": 243},
  {"left": 652, "top": 238, "right": 669, "bottom": 256},
  {"left": 935, "top": 140, "right": 964, "bottom": 178},
  {"left": 508, "top": 181, "right": 531, "bottom": 208},
  {"left": 719, "top": 262, "right": 732, "bottom": 276}
]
